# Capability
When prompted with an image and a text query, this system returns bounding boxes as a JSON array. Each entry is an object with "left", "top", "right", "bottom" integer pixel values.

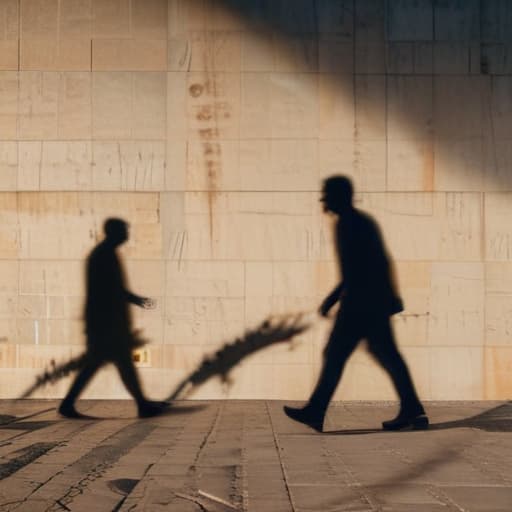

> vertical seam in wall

[
  {"left": 384, "top": 74, "right": 388, "bottom": 192},
  {"left": 479, "top": 0, "right": 486, "bottom": 391},
  {"left": 237, "top": 19, "right": 243, "bottom": 326},
  {"left": 481, "top": 191, "right": 486, "bottom": 398},
  {"left": 431, "top": 0, "right": 436, "bottom": 193},
  {"left": 57, "top": 0, "right": 61, "bottom": 42},
  {"left": 89, "top": 0, "right": 93, "bottom": 189},
  {"left": 351, "top": 0, "right": 356, "bottom": 181},
  {"left": 55, "top": 0, "right": 62, "bottom": 146},
  {"left": 17, "top": 0, "right": 20, "bottom": 73},
  {"left": 16, "top": 0, "right": 21, "bottom": 150},
  {"left": 384, "top": 0, "right": 389, "bottom": 191},
  {"left": 428, "top": 0, "right": 435, "bottom": 400}
]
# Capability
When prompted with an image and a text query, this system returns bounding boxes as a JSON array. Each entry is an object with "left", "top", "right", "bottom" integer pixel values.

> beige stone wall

[{"left": 0, "top": 0, "right": 511, "bottom": 400}]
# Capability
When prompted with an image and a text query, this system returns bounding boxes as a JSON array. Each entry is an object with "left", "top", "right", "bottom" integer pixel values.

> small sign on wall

[{"left": 132, "top": 348, "right": 151, "bottom": 367}]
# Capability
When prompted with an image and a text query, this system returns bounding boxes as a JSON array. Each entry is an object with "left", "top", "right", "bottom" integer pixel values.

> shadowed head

[
  {"left": 320, "top": 175, "right": 354, "bottom": 214},
  {"left": 104, "top": 217, "right": 129, "bottom": 245}
]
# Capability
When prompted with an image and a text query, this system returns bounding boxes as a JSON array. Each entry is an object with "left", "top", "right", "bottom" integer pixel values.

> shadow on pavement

[{"left": 324, "top": 401, "right": 512, "bottom": 435}]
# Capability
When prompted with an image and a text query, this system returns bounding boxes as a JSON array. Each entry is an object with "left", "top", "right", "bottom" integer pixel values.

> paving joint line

[{"left": 264, "top": 401, "right": 297, "bottom": 512}]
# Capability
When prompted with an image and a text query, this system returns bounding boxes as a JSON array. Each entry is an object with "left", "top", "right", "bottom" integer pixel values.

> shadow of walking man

[
  {"left": 58, "top": 218, "right": 166, "bottom": 419},
  {"left": 284, "top": 176, "right": 428, "bottom": 432}
]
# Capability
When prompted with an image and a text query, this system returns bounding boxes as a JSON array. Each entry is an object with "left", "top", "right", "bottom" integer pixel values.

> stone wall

[{"left": 0, "top": 0, "right": 511, "bottom": 400}]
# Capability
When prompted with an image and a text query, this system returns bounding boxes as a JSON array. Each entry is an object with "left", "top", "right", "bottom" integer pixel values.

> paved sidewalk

[{"left": 0, "top": 400, "right": 510, "bottom": 511}]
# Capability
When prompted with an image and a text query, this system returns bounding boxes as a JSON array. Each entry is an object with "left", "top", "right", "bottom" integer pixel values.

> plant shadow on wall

[
  {"left": 19, "top": 313, "right": 310, "bottom": 404},
  {"left": 209, "top": 0, "right": 512, "bottom": 190}
]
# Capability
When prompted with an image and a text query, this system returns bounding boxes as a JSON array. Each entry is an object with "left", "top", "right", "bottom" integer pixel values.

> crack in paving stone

[{"left": 0, "top": 442, "right": 58, "bottom": 480}]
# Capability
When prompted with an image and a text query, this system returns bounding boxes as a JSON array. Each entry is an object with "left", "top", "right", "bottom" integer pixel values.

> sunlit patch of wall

[{"left": 0, "top": 0, "right": 511, "bottom": 401}]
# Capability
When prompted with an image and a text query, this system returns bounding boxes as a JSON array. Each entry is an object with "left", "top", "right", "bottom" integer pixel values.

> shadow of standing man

[
  {"left": 284, "top": 176, "right": 428, "bottom": 432},
  {"left": 59, "top": 218, "right": 166, "bottom": 419}
]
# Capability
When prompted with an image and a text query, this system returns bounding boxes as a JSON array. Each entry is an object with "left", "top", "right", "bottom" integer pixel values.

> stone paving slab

[{"left": 0, "top": 400, "right": 510, "bottom": 511}]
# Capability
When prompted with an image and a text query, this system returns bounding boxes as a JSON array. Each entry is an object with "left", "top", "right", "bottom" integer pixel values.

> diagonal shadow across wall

[{"left": 185, "top": 0, "right": 512, "bottom": 192}]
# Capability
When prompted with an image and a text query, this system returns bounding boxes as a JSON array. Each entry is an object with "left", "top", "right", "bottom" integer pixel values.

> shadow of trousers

[
  {"left": 308, "top": 310, "right": 423, "bottom": 416},
  {"left": 61, "top": 347, "right": 145, "bottom": 408}
]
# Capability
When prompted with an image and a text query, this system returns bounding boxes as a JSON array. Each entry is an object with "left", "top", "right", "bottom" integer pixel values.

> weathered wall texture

[{"left": 0, "top": 0, "right": 511, "bottom": 400}]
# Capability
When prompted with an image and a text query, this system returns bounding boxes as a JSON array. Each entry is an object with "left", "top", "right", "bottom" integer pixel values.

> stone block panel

[
  {"left": 0, "top": 72, "right": 19, "bottom": 139},
  {"left": 169, "top": 72, "right": 235, "bottom": 138},
  {"left": 92, "top": 72, "right": 166, "bottom": 140},
  {"left": 386, "top": 42, "right": 434, "bottom": 75},
  {"left": 20, "top": 0, "right": 59, "bottom": 39},
  {"left": 92, "top": 39, "right": 167, "bottom": 71},
  {"left": 0, "top": 40, "right": 19, "bottom": 70},
  {"left": 19, "top": 260, "right": 84, "bottom": 295},
  {"left": 434, "top": 138, "right": 484, "bottom": 192},
  {"left": 58, "top": 72, "right": 92, "bottom": 139},
  {"left": 168, "top": 32, "right": 241, "bottom": 72},
  {"left": 319, "top": 75, "right": 354, "bottom": 139},
  {"left": 387, "top": 76, "right": 432, "bottom": 141},
  {"left": 387, "top": 0, "right": 433, "bottom": 41},
  {"left": 16, "top": 317, "right": 84, "bottom": 345},
  {"left": 354, "top": 75, "right": 386, "bottom": 141},
  {"left": 92, "top": 141, "right": 166, "bottom": 191},
  {"left": 0, "top": 0, "right": 18, "bottom": 41},
  {"left": 273, "top": 35, "right": 319, "bottom": 73},
  {"left": 161, "top": 192, "right": 326, "bottom": 262},
  {"left": 387, "top": 139, "right": 434, "bottom": 192},
  {"left": 393, "top": 261, "right": 431, "bottom": 347},
  {"left": 485, "top": 193, "right": 512, "bottom": 261},
  {"left": 92, "top": 0, "right": 130, "bottom": 39},
  {"left": 485, "top": 262, "right": 512, "bottom": 346},
  {"left": 484, "top": 346, "right": 512, "bottom": 399},
  {"left": 16, "top": 344, "right": 77, "bottom": 369},
  {"left": 0, "top": 343, "right": 17, "bottom": 367},
  {"left": 434, "top": 0, "right": 480, "bottom": 41},
  {"left": 0, "top": 142, "right": 18, "bottom": 190},
  {"left": 0, "top": 192, "right": 160, "bottom": 260},
  {"left": 490, "top": 77, "right": 512, "bottom": 140},
  {"left": 482, "top": 0, "right": 512, "bottom": 42},
  {"left": 427, "top": 262, "right": 484, "bottom": 346},
  {"left": 240, "top": 31, "right": 275, "bottom": 72},
  {"left": 132, "top": 0, "right": 167, "bottom": 40},
  {"left": 354, "top": 42, "right": 386, "bottom": 74},
  {"left": 0, "top": 193, "right": 20, "bottom": 259},
  {"left": 164, "top": 295, "right": 245, "bottom": 347},
  {"left": 319, "top": 37, "right": 353, "bottom": 74},
  {"left": 360, "top": 192, "right": 482, "bottom": 261},
  {"left": 433, "top": 42, "right": 480, "bottom": 74},
  {"left": 19, "top": 71, "right": 59, "bottom": 139},
  {"left": 480, "top": 43, "right": 512, "bottom": 74},
  {"left": 355, "top": 0, "right": 385, "bottom": 43},
  {"left": 429, "top": 346, "right": 483, "bottom": 400},
  {"left": 319, "top": 139, "right": 387, "bottom": 192},
  {"left": 434, "top": 76, "right": 489, "bottom": 140},
  {"left": 166, "top": 261, "right": 244, "bottom": 298},
  {"left": 239, "top": 139, "right": 299, "bottom": 191},
  {"left": 18, "top": 72, "right": 92, "bottom": 140},
  {"left": 18, "top": 141, "right": 92, "bottom": 191},
  {"left": 174, "top": 138, "right": 320, "bottom": 192},
  {"left": 241, "top": 72, "right": 317, "bottom": 140},
  {"left": 20, "top": 39, "right": 91, "bottom": 70}
]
